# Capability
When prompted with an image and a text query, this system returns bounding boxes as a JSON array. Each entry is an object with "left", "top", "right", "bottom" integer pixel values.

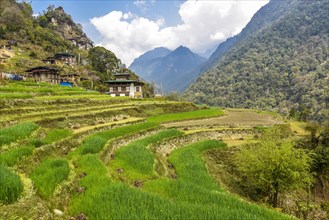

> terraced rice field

[{"left": 0, "top": 82, "right": 291, "bottom": 219}]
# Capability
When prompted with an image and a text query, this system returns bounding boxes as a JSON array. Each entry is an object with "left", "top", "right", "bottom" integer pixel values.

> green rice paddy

[
  {"left": 0, "top": 166, "right": 24, "bottom": 204},
  {"left": 30, "top": 159, "right": 70, "bottom": 198},
  {"left": 0, "top": 122, "right": 38, "bottom": 147},
  {"left": 0, "top": 81, "right": 289, "bottom": 219}
]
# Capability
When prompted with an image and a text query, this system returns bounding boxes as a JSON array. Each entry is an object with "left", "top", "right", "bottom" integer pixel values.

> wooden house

[
  {"left": 104, "top": 73, "right": 144, "bottom": 98},
  {"left": 53, "top": 52, "right": 75, "bottom": 65},
  {"left": 25, "top": 66, "right": 60, "bottom": 84}
]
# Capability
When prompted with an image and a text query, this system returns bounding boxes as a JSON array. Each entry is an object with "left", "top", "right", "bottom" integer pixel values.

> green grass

[
  {"left": 143, "top": 140, "right": 289, "bottom": 219},
  {"left": 36, "top": 94, "right": 113, "bottom": 100},
  {"left": 144, "top": 140, "right": 227, "bottom": 203},
  {"left": 0, "top": 165, "right": 24, "bottom": 204},
  {"left": 78, "top": 122, "right": 159, "bottom": 155},
  {"left": 0, "top": 82, "right": 99, "bottom": 100},
  {"left": 30, "top": 129, "right": 73, "bottom": 148},
  {"left": 0, "top": 146, "right": 34, "bottom": 166},
  {"left": 110, "top": 129, "right": 183, "bottom": 180},
  {"left": 41, "top": 129, "right": 73, "bottom": 146},
  {"left": 0, "top": 92, "right": 33, "bottom": 99},
  {"left": 0, "top": 122, "right": 38, "bottom": 147},
  {"left": 30, "top": 159, "right": 70, "bottom": 198},
  {"left": 147, "top": 108, "right": 224, "bottom": 123},
  {"left": 69, "top": 140, "right": 289, "bottom": 219}
]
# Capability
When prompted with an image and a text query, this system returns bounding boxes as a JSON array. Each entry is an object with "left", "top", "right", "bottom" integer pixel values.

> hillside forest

[{"left": 184, "top": 0, "right": 329, "bottom": 122}]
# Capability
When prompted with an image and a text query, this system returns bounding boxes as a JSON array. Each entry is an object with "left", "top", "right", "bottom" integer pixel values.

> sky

[{"left": 31, "top": 0, "right": 269, "bottom": 66}]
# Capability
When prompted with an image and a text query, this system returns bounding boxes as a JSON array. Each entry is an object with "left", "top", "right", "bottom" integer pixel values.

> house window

[
  {"left": 110, "top": 87, "right": 113, "bottom": 92},
  {"left": 126, "top": 87, "right": 130, "bottom": 91},
  {"left": 118, "top": 87, "right": 121, "bottom": 92},
  {"left": 136, "top": 86, "right": 140, "bottom": 92},
  {"left": 121, "top": 87, "right": 125, "bottom": 91}
]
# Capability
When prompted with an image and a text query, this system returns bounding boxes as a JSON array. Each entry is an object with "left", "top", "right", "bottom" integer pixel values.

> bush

[
  {"left": 0, "top": 166, "right": 24, "bottom": 204},
  {"left": 235, "top": 131, "right": 313, "bottom": 207}
]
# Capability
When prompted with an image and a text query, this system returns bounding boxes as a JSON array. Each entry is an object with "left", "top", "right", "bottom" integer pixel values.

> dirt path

[{"left": 164, "top": 109, "right": 283, "bottom": 128}]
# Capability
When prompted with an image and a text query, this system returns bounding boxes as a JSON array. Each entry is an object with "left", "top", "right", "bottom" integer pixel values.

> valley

[{"left": 0, "top": 0, "right": 328, "bottom": 219}]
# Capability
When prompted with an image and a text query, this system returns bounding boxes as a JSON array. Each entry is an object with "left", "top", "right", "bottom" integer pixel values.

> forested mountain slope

[
  {"left": 184, "top": 0, "right": 298, "bottom": 88},
  {"left": 204, "top": 0, "right": 297, "bottom": 72},
  {"left": 185, "top": 0, "right": 329, "bottom": 121}
]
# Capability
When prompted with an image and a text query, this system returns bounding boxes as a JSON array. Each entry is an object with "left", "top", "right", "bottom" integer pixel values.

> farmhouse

[
  {"left": 53, "top": 52, "right": 75, "bottom": 65},
  {"left": 26, "top": 66, "right": 60, "bottom": 84},
  {"left": 104, "top": 73, "right": 144, "bottom": 98}
]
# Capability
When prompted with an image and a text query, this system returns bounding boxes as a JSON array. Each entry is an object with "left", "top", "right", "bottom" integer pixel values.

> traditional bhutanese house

[
  {"left": 53, "top": 52, "right": 75, "bottom": 65},
  {"left": 104, "top": 73, "right": 144, "bottom": 98},
  {"left": 25, "top": 66, "right": 60, "bottom": 84},
  {"left": 60, "top": 73, "right": 80, "bottom": 86}
]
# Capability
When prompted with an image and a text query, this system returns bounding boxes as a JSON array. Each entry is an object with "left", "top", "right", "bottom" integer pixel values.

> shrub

[
  {"left": 0, "top": 166, "right": 24, "bottom": 204},
  {"left": 236, "top": 136, "right": 313, "bottom": 207}
]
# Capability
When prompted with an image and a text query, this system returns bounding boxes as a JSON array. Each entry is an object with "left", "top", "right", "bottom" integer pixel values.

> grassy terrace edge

[{"left": 147, "top": 108, "right": 224, "bottom": 123}]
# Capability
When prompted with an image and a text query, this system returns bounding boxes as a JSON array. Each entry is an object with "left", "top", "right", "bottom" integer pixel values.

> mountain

[
  {"left": 193, "top": 1, "right": 298, "bottom": 80},
  {"left": 37, "top": 6, "right": 93, "bottom": 50},
  {"left": 162, "top": 1, "right": 298, "bottom": 93},
  {"left": 129, "top": 47, "right": 172, "bottom": 79},
  {"left": 130, "top": 46, "right": 206, "bottom": 92},
  {"left": 184, "top": 0, "right": 329, "bottom": 121},
  {"left": 200, "top": 45, "right": 217, "bottom": 59}
]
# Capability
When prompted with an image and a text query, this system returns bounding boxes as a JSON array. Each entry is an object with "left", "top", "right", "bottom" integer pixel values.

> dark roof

[
  {"left": 113, "top": 73, "right": 130, "bottom": 76},
  {"left": 25, "top": 66, "right": 59, "bottom": 73},
  {"left": 54, "top": 52, "right": 74, "bottom": 58},
  {"left": 104, "top": 80, "right": 144, "bottom": 84}
]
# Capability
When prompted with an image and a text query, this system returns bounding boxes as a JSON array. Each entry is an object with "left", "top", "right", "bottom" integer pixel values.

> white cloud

[
  {"left": 133, "top": 0, "right": 147, "bottom": 8},
  {"left": 133, "top": 0, "right": 156, "bottom": 9},
  {"left": 90, "top": 0, "right": 269, "bottom": 66}
]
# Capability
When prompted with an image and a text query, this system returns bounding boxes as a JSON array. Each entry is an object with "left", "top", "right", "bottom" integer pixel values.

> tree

[
  {"left": 298, "top": 123, "right": 329, "bottom": 182},
  {"left": 235, "top": 129, "right": 313, "bottom": 207},
  {"left": 165, "top": 92, "right": 184, "bottom": 101},
  {"left": 88, "top": 46, "right": 120, "bottom": 80}
]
